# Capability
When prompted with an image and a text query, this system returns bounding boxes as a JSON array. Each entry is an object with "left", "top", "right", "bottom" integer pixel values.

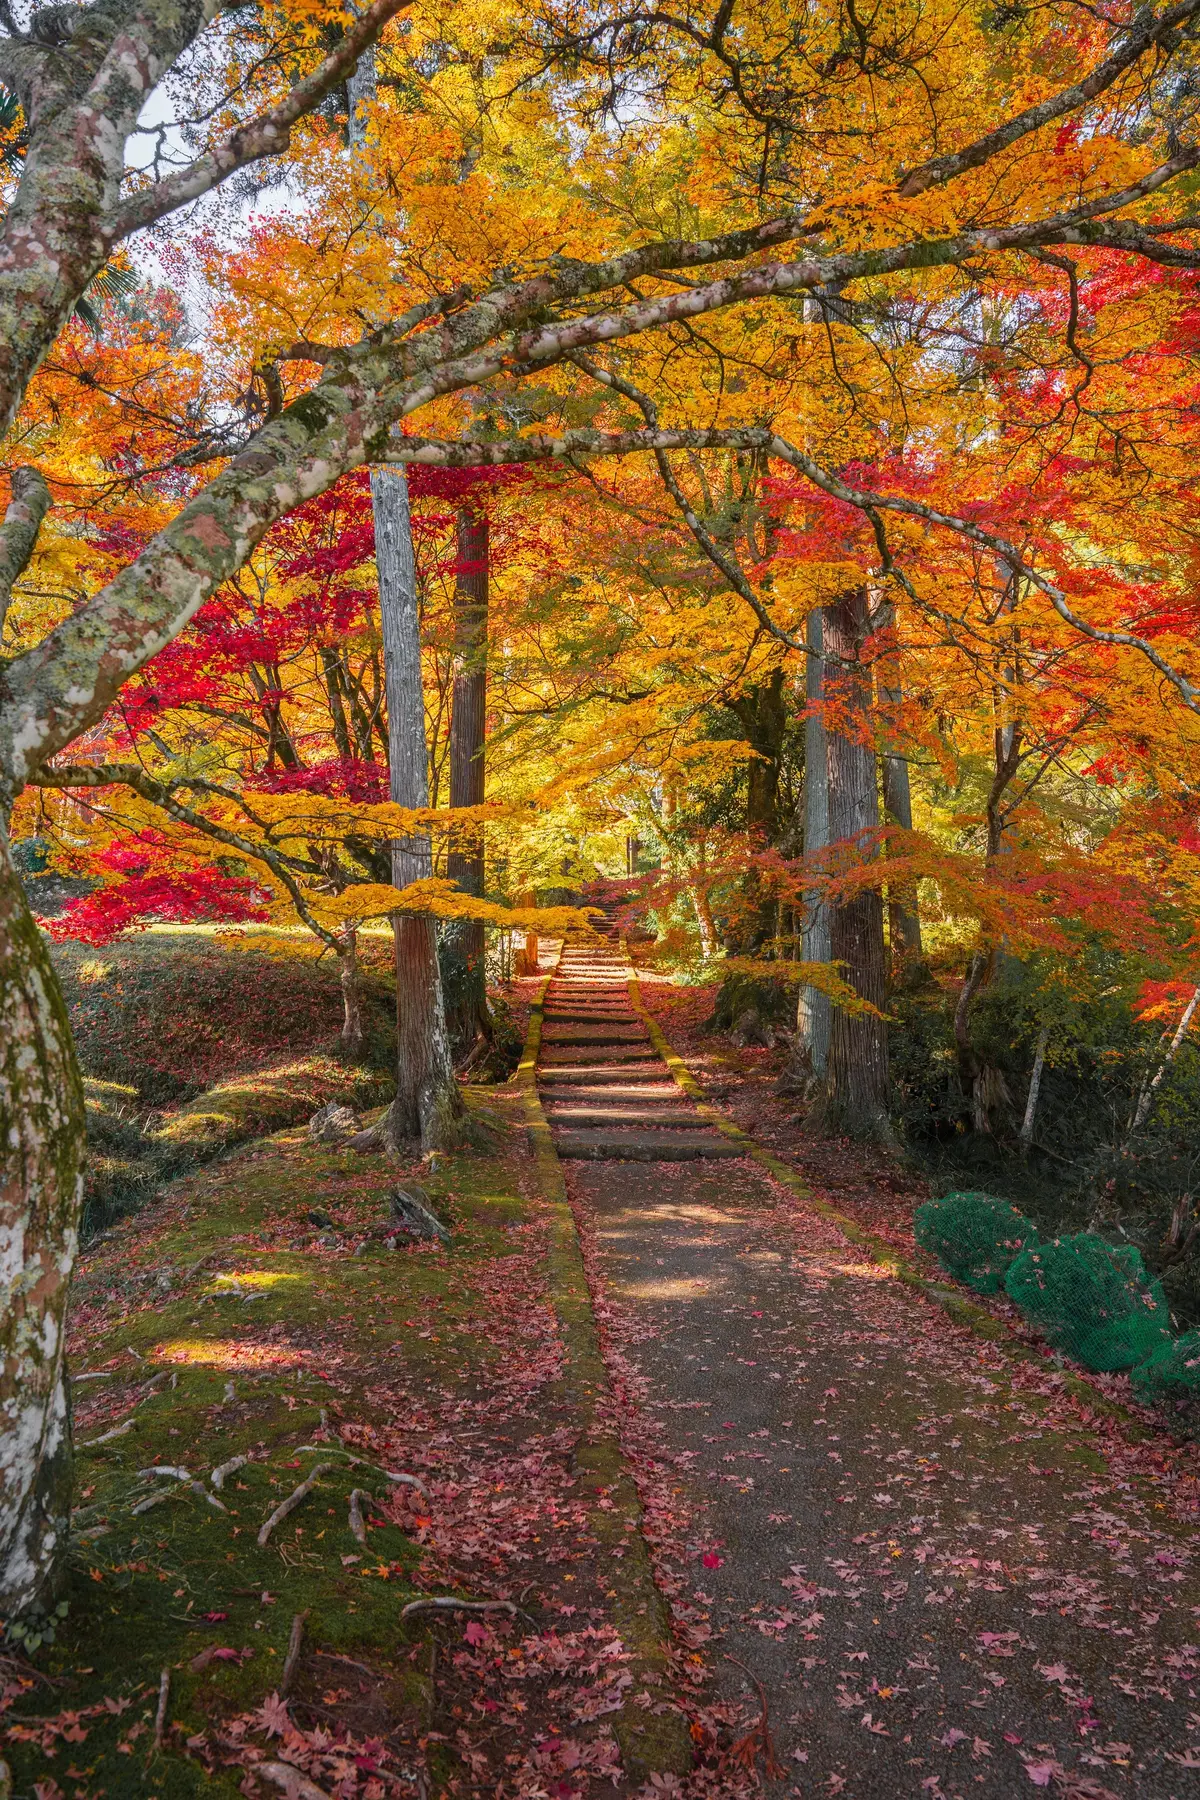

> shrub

[
  {"left": 1005, "top": 1234, "right": 1172, "bottom": 1372},
  {"left": 1130, "top": 1330, "right": 1200, "bottom": 1408},
  {"left": 913, "top": 1191, "right": 1039, "bottom": 1294}
]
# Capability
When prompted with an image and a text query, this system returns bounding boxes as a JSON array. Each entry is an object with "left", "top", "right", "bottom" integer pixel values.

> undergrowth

[
  {"left": 4, "top": 1097, "right": 651, "bottom": 1797},
  {"left": 51, "top": 932, "right": 396, "bottom": 1238}
]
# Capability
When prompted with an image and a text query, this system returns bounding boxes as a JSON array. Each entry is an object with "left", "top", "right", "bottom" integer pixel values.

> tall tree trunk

[
  {"left": 820, "top": 590, "right": 891, "bottom": 1140},
  {"left": 0, "top": 820, "right": 84, "bottom": 1615},
  {"left": 375, "top": 470, "right": 461, "bottom": 1148},
  {"left": 729, "top": 668, "right": 788, "bottom": 950},
  {"left": 1020, "top": 1025, "right": 1048, "bottom": 1155},
  {"left": 876, "top": 605, "right": 922, "bottom": 961},
  {"left": 322, "top": 648, "right": 353, "bottom": 761},
  {"left": 881, "top": 748, "right": 922, "bottom": 960},
  {"left": 347, "top": 44, "right": 458, "bottom": 1147},
  {"left": 443, "top": 505, "right": 490, "bottom": 1052},
  {"left": 796, "top": 608, "right": 831, "bottom": 1075}
]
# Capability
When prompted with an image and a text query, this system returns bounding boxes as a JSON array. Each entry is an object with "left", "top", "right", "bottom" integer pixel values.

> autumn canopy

[{"left": 3, "top": 0, "right": 1200, "bottom": 1670}]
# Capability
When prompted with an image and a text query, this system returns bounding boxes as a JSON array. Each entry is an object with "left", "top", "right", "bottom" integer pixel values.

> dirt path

[{"left": 541, "top": 946, "right": 1200, "bottom": 1798}]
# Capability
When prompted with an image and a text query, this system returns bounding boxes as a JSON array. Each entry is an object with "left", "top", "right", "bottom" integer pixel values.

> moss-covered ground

[
  {"left": 53, "top": 930, "right": 396, "bottom": 1236},
  {"left": 4, "top": 1081, "right": 682, "bottom": 1799}
]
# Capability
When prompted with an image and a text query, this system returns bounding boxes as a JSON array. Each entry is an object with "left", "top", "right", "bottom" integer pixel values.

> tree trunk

[
  {"left": 693, "top": 882, "right": 718, "bottom": 958},
  {"left": 336, "top": 925, "right": 365, "bottom": 1063},
  {"left": 347, "top": 47, "right": 458, "bottom": 1146},
  {"left": 796, "top": 608, "right": 831, "bottom": 1075},
  {"left": 881, "top": 747, "right": 922, "bottom": 958},
  {"left": 729, "top": 668, "right": 789, "bottom": 950},
  {"left": 0, "top": 820, "right": 84, "bottom": 1616},
  {"left": 877, "top": 607, "right": 922, "bottom": 962},
  {"left": 443, "top": 505, "right": 490, "bottom": 1053},
  {"left": 374, "top": 468, "right": 460, "bottom": 1148},
  {"left": 1129, "top": 985, "right": 1200, "bottom": 1139},
  {"left": 820, "top": 590, "right": 891, "bottom": 1140},
  {"left": 1020, "top": 1026, "right": 1048, "bottom": 1154}
]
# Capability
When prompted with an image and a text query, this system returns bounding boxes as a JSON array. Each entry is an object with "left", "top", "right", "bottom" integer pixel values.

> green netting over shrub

[
  {"left": 1004, "top": 1234, "right": 1172, "bottom": 1372},
  {"left": 1129, "top": 1330, "right": 1200, "bottom": 1405},
  {"left": 913, "top": 1191, "right": 1040, "bottom": 1295}
]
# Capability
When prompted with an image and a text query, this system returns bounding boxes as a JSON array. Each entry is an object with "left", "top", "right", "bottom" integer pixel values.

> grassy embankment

[
  {"left": 55, "top": 929, "right": 396, "bottom": 1236},
  {"left": 1, "top": 932, "right": 687, "bottom": 1797}
]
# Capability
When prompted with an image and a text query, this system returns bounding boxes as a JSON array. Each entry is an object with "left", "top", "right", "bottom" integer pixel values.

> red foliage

[{"left": 46, "top": 867, "right": 271, "bottom": 945}]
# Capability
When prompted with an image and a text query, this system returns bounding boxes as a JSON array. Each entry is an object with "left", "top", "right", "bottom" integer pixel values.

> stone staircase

[{"left": 537, "top": 936, "right": 739, "bottom": 1162}]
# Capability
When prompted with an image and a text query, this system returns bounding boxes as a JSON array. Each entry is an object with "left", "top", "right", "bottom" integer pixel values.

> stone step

[
  {"left": 552, "top": 1129, "right": 741, "bottom": 1161},
  {"left": 550, "top": 1000, "right": 629, "bottom": 1015},
  {"left": 544, "top": 1003, "right": 632, "bottom": 1014},
  {"left": 541, "top": 1081, "right": 682, "bottom": 1100},
  {"left": 539, "top": 1036, "right": 647, "bottom": 1051},
  {"left": 545, "top": 1105, "right": 702, "bottom": 1129},
  {"left": 540, "top": 1045, "right": 659, "bottom": 1066},
  {"left": 537, "top": 1066, "right": 673, "bottom": 1087},
  {"left": 544, "top": 1015, "right": 635, "bottom": 1027}
]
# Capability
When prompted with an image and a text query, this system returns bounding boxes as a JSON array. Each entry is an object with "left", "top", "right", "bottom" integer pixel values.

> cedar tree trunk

[
  {"left": 443, "top": 505, "right": 490, "bottom": 1052},
  {"left": 796, "top": 607, "right": 831, "bottom": 1074},
  {"left": 820, "top": 590, "right": 891, "bottom": 1140}
]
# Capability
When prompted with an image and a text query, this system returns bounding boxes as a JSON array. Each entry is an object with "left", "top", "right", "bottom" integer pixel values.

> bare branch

[
  {"left": 106, "top": 0, "right": 415, "bottom": 241},
  {"left": 391, "top": 420, "right": 1200, "bottom": 709},
  {"left": 898, "top": 0, "right": 1200, "bottom": 196}
]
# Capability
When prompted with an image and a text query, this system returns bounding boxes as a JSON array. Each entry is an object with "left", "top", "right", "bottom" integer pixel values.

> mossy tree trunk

[
  {"left": 0, "top": 821, "right": 84, "bottom": 1616},
  {"left": 374, "top": 469, "right": 461, "bottom": 1148}
]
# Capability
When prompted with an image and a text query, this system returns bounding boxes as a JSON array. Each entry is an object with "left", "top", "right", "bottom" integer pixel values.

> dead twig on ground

[
  {"left": 210, "top": 1453, "right": 248, "bottom": 1489},
  {"left": 292, "top": 1446, "right": 429, "bottom": 1498},
  {"left": 258, "top": 1764, "right": 333, "bottom": 1799},
  {"left": 153, "top": 1668, "right": 169, "bottom": 1749},
  {"left": 281, "top": 1610, "right": 308, "bottom": 1697},
  {"left": 347, "top": 1488, "right": 377, "bottom": 1546},
  {"left": 257, "top": 1465, "right": 331, "bottom": 1547},
  {"left": 80, "top": 1417, "right": 138, "bottom": 1448},
  {"left": 721, "top": 1654, "right": 785, "bottom": 1782}
]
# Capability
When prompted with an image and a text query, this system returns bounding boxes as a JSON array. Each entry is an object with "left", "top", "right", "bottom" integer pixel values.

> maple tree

[{"left": 6, "top": 0, "right": 1200, "bottom": 1624}]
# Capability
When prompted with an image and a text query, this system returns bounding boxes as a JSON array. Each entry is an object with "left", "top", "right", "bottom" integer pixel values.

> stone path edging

[
  {"left": 622, "top": 953, "right": 1153, "bottom": 1441},
  {"left": 514, "top": 957, "right": 693, "bottom": 1781}
]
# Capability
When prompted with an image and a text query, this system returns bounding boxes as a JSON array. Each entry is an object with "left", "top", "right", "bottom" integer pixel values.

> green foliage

[
  {"left": 1129, "top": 1330, "right": 1200, "bottom": 1410},
  {"left": 1005, "top": 1234, "right": 1173, "bottom": 1373},
  {"left": 891, "top": 945, "right": 1200, "bottom": 1330},
  {"left": 10, "top": 833, "right": 50, "bottom": 875},
  {"left": 913, "top": 1191, "right": 1039, "bottom": 1295},
  {"left": 483, "top": 991, "right": 524, "bottom": 1078},
  {"left": 5, "top": 1599, "right": 69, "bottom": 1655}
]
